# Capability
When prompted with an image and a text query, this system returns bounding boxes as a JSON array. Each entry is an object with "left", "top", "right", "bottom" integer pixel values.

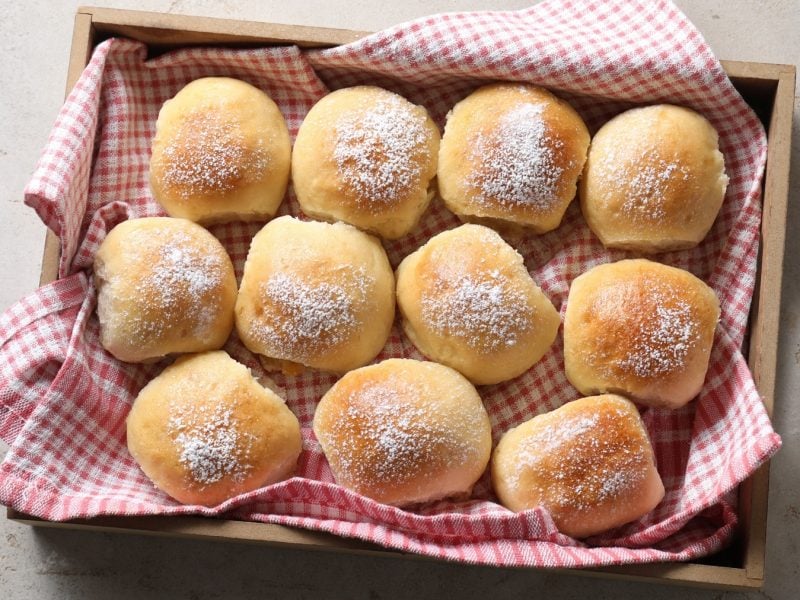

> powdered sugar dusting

[
  {"left": 597, "top": 147, "right": 691, "bottom": 223},
  {"left": 157, "top": 111, "right": 270, "bottom": 198},
  {"left": 144, "top": 235, "right": 220, "bottom": 301},
  {"left": 468, "top": 103, "right": 564, "bottom": 209},
  {"left": 508, "top": 406, "right": 650, "bottom": 512},
  {"left": 250, "top": 267, "right": 371, "bottom": 362},
  {"left": 321, "top": 379, "right": 480, "bottom": 491},
  {"left": 590, "top": 278, "right": 700, "bottom": 379},
  {"left": 123, "top": 230, "right": 225, "bottom": 340},
  {"left": 168, "top": 402, "right": 254, "bottom": 486},
  {"left": 528, "top": 412, "right": 599, "bottom": 454},
  {"left": 618, "top": 298, "right": 697, "bottom": 377},
  {"left": 422, "top": 269, "right": 533, "bottom": 351},
  {"left": 333, "top": 94, "right": 432, "bottom": 207}
]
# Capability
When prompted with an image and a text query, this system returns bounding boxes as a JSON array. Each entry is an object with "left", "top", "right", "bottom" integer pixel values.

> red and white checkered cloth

[{"left": 0, "top": 0, "right": 781, "bottom": 568}]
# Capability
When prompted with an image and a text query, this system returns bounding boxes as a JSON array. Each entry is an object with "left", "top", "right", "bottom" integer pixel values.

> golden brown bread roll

[
  {"left": 492, "top": 394, "right": 664, "bottom": 538},
  {"left": 149, "top": 77, "right": 291, "bottom": 224},
  {"left": 437, "top": 83, "right": 590, "bottom": 234},
  {"left": 235, "top": 216, "right": 395, "bottom": 375},
  {"left": 313, "top": 358, "right": 492, "bottom": 506},
  {"left": 396, "top": 224, "right": 560, "bottom": 385},
  {"left": 292, "top": 86, "right": 440, "bottom": 239},
  {"left": 126, "top": 351, "right": 302, "bottom": 506},
  {"left": 93, "top": 217, "right": 237, "bottom": 363},
  {"left": 563, "top": 259, "right": 720, "bottom": 409},
  {"left": 580, "top": 104, "right": 728, "bottom": 252}
]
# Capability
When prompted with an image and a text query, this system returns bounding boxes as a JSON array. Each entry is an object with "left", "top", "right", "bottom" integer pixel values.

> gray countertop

[{"left": 1, "top": 1, "right": 797, "bottom": 598}]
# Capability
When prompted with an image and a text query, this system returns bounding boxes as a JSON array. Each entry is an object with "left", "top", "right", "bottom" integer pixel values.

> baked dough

[
  {"left": 150, "top": 77, "right": 291, "bottom": 224},
  {"left": 492, "top": 394, "right": 664, "bottom": 538},
  {"left": 127, "top": 351, "right": 302, "bottom": 506},
  {"left": 563, "top": 259, "right": 720, "bottom": 408},
  {"left": 396, "top": 224, "right": 560, "bottom": 385},
  {"left": 292, "top": 86, "right": 440, "bottom": 239},
  {"left": 580, "top": 104, "right": 728, "bottom": 252},
  {"left": 313, "top": 358, "right": 492, "bottom": 506},
  {"left": 235, "top": 216, "right": 395, "bottom": 374},
  {"left": 438, "top": 83, "right": 590, "bottom": 234},
  {"left": 94, "top": 217, "right": 237, "bottom": 363}
]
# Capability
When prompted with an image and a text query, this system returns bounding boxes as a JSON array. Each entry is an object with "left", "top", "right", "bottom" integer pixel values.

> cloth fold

[{"left": 0, "top": 0, "right": 779, "bottom": 568}]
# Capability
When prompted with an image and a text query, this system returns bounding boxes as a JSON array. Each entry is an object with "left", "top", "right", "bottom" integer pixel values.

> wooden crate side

[
  {"left": 584, "top": 563, "right": 759, "bottom": 591},
  {"left": 67, "top": 13, "right": 96, "bottom": 94},
  {"left": 740, "top": 64, "right": 795, "bottom": 582},
  {"left": 720, "top": 60, "right": 796, "bottom": 81},
  {"left": 38, "top": 12, "right": 95, "bottom": 288},
  {"left": 9, "top": 511, "right": 372, "bottom": 551},
  {"left": 79, "top": 6, "right": 367, "bottom": 48},
  {"left": 747, "top": 64, "right": 795, "bottom": 415},
  {"left": 38, "top": 231, "right": 60, "bottom": 287},
  {"left": 8, "top": 509, "right": 762, "bottom": 591}
]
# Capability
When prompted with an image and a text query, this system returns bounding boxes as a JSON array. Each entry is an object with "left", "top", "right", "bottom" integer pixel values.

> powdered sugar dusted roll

[
  {"left": 93, "top": 217, "right": 237, "bottom": 363},
  {"left": 126, "top": 351, "right": 302, "bottom": 506},
  {"left": 235, "top": 216, "right": 395, "bottom": 375},
  {"left": 396, "top": 224, "right": 560, "bottom": 385},
  {"left": 563, "top": 259, "right": 720, "bottom": 409},
  {"left": 149, "top": 77, "right": 291, "bottom": 224},
  {"left": 438, "top": 83, "right": 590, "bottom": 234},
  {"left": 313, "top": 358, "right": 492, "bottom": 506},
  {"left": 292, "top": 86, "right": 440, "bottom": 239},
  {"left": 580, "top": 104, "right": 728, "bottom": 253},
  {"left": 492, "top": 394, "right": 664, "bottom": 538}
]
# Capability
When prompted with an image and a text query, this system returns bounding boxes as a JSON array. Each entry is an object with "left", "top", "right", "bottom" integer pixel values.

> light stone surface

[{"left": 0, "top": 1, "right": 798, "bottom": 598}]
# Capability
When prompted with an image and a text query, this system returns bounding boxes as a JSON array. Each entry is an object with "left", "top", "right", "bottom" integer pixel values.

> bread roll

[
  {"left": 438, "top": 83, "right": 590, "bottom": 234},
  {"left": 580, "top": 104, "right": 728, "bottom": 252},
  {"left": 292, "top": 86, "right": 440, "bottom": 239},
  {"left": 396, "top": 224, "right": 560, "bottom": 385},
  {"left": 564, "top": 259, "right": 720, "bottom": 409},
  {"left": 313, "top": 358, "right": 492, "bottom": 506},
  {"left": 235, "top": 216, "right": 395, "bottom": 374},
  {"left": 94, "top": 217, "right": 237, "bottom": 363},
  {"left": 492, "top": 394, "right": 665, "bottom": 538},
  {"left": 149, "top": 77, "right": 291, "bottom": 224},
  {"left": 126, "top": 351, "right": 302, "bottom": 506}
]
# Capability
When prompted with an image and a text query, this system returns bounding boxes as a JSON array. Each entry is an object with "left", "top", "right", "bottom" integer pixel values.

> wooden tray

[{"left": 9, "top": 6, "right": 796, "bottom": 591}]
